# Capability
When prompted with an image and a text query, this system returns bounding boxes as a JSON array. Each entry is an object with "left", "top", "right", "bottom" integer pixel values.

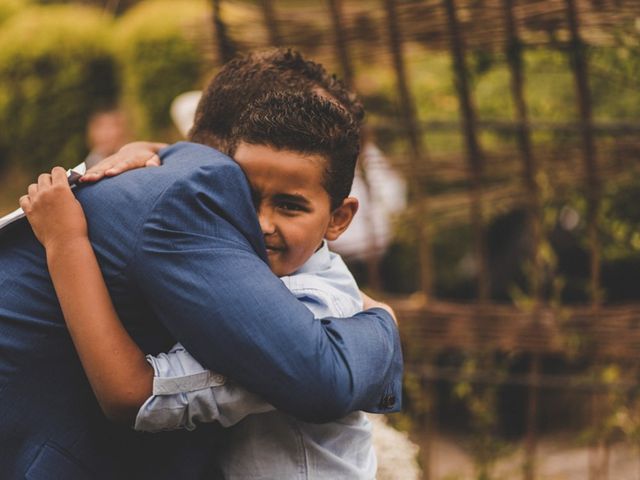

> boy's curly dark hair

[
  {"left": 229, "top": 91, "right": 360, "bottom": 211},
  {"left": 189, "top": 49, "right": 364, "bottom": 153}
]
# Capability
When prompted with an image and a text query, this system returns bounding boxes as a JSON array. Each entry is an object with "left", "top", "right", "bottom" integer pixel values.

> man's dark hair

[
  {"left": 229, "top": 91, "right": 360, "bottom": 211},
  {"left": 189, "top": 49, "right": 363, "bottom": 152}
]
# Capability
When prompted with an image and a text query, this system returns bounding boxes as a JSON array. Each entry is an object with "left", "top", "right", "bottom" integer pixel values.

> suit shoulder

[{"left": 160, "top": 142, "right": 243, "bottom": 178}]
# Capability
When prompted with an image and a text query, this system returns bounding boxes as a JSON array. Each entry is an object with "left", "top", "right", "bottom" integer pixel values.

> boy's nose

[{"left": 258, "top": 210, "right": 276, "bottom": 235}]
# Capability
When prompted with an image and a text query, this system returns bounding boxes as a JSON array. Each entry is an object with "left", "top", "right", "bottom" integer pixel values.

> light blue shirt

[{"left": 135, "top": 242, "right": 377, "bottom": 479}]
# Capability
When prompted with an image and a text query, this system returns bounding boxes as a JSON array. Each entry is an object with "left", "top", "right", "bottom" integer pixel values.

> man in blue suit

[{"left": 0, "top": 50, "right": 402, "bottom": 478}]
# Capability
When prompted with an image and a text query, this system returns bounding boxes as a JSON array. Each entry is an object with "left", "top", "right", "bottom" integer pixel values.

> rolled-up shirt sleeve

[{"left": 135, "top": 343, "right": 274, "bottom": 432}]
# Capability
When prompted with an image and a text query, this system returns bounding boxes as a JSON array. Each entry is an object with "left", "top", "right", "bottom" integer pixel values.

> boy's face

[{"left": 234, "top": 142, "right": 356, "bottom": 277}]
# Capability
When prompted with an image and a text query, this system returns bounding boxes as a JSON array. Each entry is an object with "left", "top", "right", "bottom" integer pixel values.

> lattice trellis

[{"left": 203, "top": 2, "right": 640, "bottom": 477}]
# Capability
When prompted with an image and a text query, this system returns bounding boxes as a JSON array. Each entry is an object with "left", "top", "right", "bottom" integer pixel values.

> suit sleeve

[{"left": 129, "top": 159, "right": 402, "bottom": 422}]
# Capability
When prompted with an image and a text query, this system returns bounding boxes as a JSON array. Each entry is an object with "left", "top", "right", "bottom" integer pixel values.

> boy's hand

[
  {"left": 361, "top": 291, "right": 398, "bottom": 325},
  {"left": 20, "top": 167, "right": 88, "bottom": 250},
  {"left": 80, "top": 141, "right": 167, "bottom": 183}
]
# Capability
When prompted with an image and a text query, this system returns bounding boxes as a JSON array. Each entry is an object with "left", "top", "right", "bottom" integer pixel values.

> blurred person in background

[
  {"left": 330, "top": 129, "right": 407, "bottom": 290},
  {"left": 84, "top": 108, "right": 130, "bottom": 169}
]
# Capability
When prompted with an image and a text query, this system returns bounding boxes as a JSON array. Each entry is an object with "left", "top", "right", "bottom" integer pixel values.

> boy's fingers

[
  {"left": 104, "top": 161, "right": 129, "bottom": 175},
  {"left": 19, "top": 195, "right": 31, "bottom": 212},
  {"left": 81, "top": 164, "right": 111, "bottom": 182},
  {"left": 87, "top": 159, "right": 117, "bottom": 174},
  {"left": 144, "top": 154, "right": 161, "bottom": 167},
  {"left": 82, "top": 141, "right": 167, "bottom": 179},
  {"left": 360, "top": 290, "right": 398, "bottom": 325},
  {"left": 82, "top": 153, "right": 126, "bottom": 180},
  {"left": 104, "top": 152, "right": 159, "bottom": 175},
  {"left": 51, "top": 167, "right": 68, "bottom": 184},
  {"left": 80, "top": 171, "right": 105, "bottom": 182},
  {"left": 37, "top": 173, "right": 52, "bottom": 189},
  {"left": 28, "top": 183, "right": 38, "bottom": 197},
  {"left": 141, "top": 142, "right": 168, "bottom": 152}
]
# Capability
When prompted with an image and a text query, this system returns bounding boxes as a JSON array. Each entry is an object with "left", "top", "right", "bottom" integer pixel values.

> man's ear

[{"left": 325, "top": 197, "right": 359, "bottom": 241}]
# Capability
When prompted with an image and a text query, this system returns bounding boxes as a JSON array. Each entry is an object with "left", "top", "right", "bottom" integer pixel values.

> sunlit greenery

[{"left": 0, "top": 0, "right": 638, "bottom": 304}]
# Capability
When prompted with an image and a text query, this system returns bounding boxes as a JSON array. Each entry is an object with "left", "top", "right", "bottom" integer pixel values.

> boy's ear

[{"left": 325, "top": 197, "right": 359, "bottom": 241}]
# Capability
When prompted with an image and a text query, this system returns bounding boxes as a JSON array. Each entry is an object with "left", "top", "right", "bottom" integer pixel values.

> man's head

[
  {"left": 229, "top": 91, "right": 360, "bottom": 276},
  {"left": 188, "top": 49, "right": 363, "bottom": 152}
]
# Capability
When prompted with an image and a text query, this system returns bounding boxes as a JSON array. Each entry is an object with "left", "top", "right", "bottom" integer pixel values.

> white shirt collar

[{"left": 294, "top": 241, "right": 331, "bottom": 275}]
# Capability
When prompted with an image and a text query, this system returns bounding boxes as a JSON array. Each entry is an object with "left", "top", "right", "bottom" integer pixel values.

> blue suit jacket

[{"left": 0, "top": 142, "right": 402, "bottom": 479}]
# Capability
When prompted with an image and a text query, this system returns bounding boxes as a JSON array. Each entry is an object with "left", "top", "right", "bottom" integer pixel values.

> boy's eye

[{"left": 277, "top": 202, "right": 307, "bottom": 213}]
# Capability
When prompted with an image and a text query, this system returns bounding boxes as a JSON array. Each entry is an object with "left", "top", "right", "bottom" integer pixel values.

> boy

[{"left": 24, "top": 91, "right": 382, "bottom": 479}]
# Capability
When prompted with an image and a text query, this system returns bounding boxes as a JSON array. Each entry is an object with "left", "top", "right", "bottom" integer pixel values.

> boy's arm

[
  {"left": 47, "top": 237, "right": 154, "bottom": 422},
  {"left": 20, "top": 168, "right": 153, "bottom": 422},
  {"left": 134, "top": 344, "right": 274, "bottom": 432}
]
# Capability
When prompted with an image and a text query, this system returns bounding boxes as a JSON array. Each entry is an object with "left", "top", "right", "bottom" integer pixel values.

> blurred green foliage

[
  {"left": 113, "top": 0, "right": 207, "bottom": 136},
  {"left": 0, "top": 5, "right": 117, "bottom": 171},
  {"left": 0, "top": 0, "right": 639, "bottom": 306},
  {"left": 32, "top": 0, "right": 139, "bottom": 15},
  {"left": 0, "top": 0, "right": 208, "bottom": 178},
  {"left": 354, "top": 33, "right": 640, "bottom": 302},
  {"left": 601, "top": 170, "right": 640, "bottom": 260},
  {"left": 0, "top": 0, "right": 30, "bottom": 26}
]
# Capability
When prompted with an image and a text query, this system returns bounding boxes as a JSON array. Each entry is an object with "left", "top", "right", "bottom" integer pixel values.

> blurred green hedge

[
  {"left": 0, "top": 0, "right": 29, "bottom": 26},
  {"left": 113, "top": 0, "right": 207, "bottom": 136},
  {"left": 0, "top": 0, "right": 209, "bottom": 173},
  {"left": 0, "top": 5, "right": 118, "bottom": 170}
]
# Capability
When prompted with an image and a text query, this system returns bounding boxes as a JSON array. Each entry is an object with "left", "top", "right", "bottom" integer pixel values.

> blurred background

[{"left": 1, "top": 0, "right": 639, "bottom": 478}]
